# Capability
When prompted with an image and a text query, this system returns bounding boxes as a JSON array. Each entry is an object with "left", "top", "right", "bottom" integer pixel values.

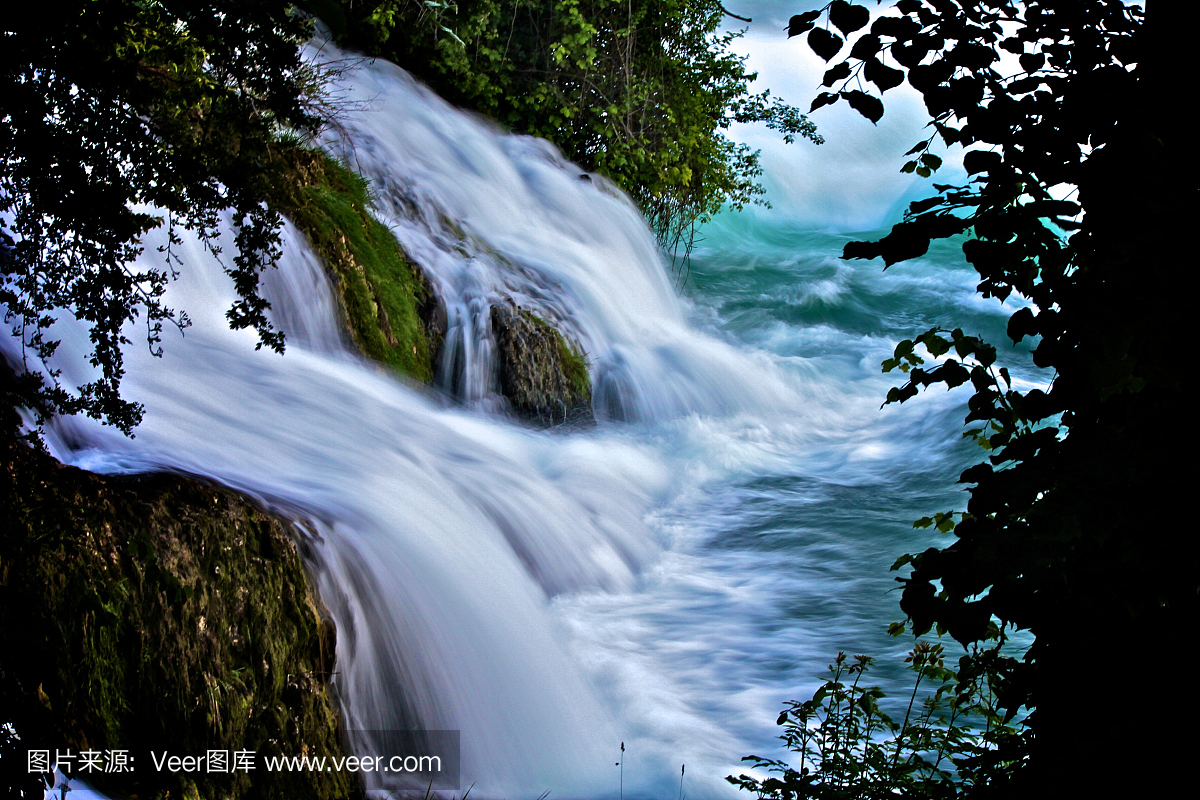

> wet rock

[
  {"left": 0, "top": 441, "right": 358, "bottom": 800},
  {"left": 490, "top": 304, "right": 594, "bottom": 426},
  {"left": 414, "top": 263, "right": 447, "bottom": 369}
]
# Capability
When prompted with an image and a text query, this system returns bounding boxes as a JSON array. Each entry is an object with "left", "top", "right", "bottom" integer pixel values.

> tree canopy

[
  {"left": 328, "top": 0, "right": 823, "bottom": 260},
  {"left": 773, "top": 0, "right": 1190, "bottom": 791},
  {"left": 2, "top": 1, "right": 322, "bottom": 436}
]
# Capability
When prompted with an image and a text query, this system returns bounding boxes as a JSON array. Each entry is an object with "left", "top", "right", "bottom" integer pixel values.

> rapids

[{"left": 15, "top": 38, "right": 1037, "bottom": 800}]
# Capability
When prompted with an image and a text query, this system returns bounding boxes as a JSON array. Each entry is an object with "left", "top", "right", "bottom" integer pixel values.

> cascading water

[
  {"left": 309, "top": 47, "right": 803, "bottom": 423},
  {"left": 14, "top": 36, "right": 1032, "bottom": 800}
]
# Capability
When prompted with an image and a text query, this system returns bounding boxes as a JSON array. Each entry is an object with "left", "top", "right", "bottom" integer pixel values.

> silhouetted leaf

[
  {"left": 948, "top": 76, "right": 984, "bottom": 107},
  {"left": 850, "top": 34, "right": 882, "bottom": 60},
  {"left": 810, "top": 92, "right": 840, "bottom": 112},
  {"left": 842, "top": 239, "right": 882, "bottom": 260},
  {"left": 822, "top": 61, "right": 852, "bottom": 87},
  {"left": 872, "top": 16, "right": 921, "bottom": 40},
  {"left": 1017, "top": 51, "right": 1046, "bottom": 71},
  {"left": 876, "top": 223, "right": 931, "bottom": 264},
  {"left": 936, "top": 360, "right": 970, "bottom": 388},
  {"left": 841, "top": 90, "right": 884, "bottom": 123},
  {"left": 908, "top": 61, "right": 953, "bottom": 92},
  {"left": 1007, "top": 307, "right": 1037, "bottom": 343},
  {"left": 829, "top": 1, "right": 870, "bottom": 35},
  {"left": 808, "top": 27, "right": 844, "bottom": 61},
  {"left": 923, "top": 334, "right": 951, "bottom": 357},
  {"left": 946, "top": 42, "right": 997, "bottom": 70},
  {"left": 865, "top": 57, "right": 905, "bottom": 91},
  {"left": 1008, "top": 75, "right": 1043, "bottom": 94},
  {"left": 963, "top": 150, "right": 1001, "bottom": 174},
  {"left": 1026, "top": 200, "right": 1081, "bottom": 218},
  {"left": 788, "top": 11, "right": 821, "bottom": 38},
  {"left": 1000, "top": 36, "right": 1025, "bottom": 55},
  {"left": 891, "top": 40, "right": 928, "bottom": 68}
]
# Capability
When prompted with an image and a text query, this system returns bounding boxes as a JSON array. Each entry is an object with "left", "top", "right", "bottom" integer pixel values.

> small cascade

[
  {"left": 310, "top": 42, "right": 801, "bottom": 423},
  {"left": 5, "top": 43, "right": 819, "bottom": 799},
  {"left": 10, "top": 38, "right": 986, "bottom": 800}
]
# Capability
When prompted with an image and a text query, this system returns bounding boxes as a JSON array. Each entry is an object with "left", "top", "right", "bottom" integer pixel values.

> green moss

[
  {"left": 532, "top": 312, "right": 591, "bottom": 402},
  {"left": 490, "top": 305, "right": 593, "bottom": 425},
  {"left": 0, "top": 442, "right": 357, "bottom": 800},
  {"left": 272, "top": 148, "right": 439, "bottom": 383}
]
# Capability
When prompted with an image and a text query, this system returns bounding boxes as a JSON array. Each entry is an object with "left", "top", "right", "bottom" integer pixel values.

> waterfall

[
  {"left": 7, "top": 43, "right": 843, "bottom": 799},
  {"left": 308, "top": 44, "right": 801, "bottom": 423}
]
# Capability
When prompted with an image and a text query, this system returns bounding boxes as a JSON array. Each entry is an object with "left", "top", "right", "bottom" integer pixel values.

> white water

[{"left": 17, "top": 44, "right": 1008, "bottom": 800}]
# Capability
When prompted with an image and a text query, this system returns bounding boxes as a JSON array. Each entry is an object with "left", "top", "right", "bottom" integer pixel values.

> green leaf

[{"left": 923, "top": 334, "right": 951, "bottom": 357}]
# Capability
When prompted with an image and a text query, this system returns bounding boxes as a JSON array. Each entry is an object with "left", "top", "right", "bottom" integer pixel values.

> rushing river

[{"left": 23, "top": 39, "right": 1038, "bottom": 800}]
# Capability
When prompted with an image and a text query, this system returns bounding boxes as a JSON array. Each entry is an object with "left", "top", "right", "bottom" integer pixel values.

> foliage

[
  {"left": 728, "top": 644, "right": 1026, "bottom": 799},
  {"left": 331, "top": 0, "right": 823, "bottom": 261},
  {"left": 782, "top": 0, "right": 1190, "bottom": 790},
  {"left": 1, "top": 1, "right": 324, "bottom": 436}
]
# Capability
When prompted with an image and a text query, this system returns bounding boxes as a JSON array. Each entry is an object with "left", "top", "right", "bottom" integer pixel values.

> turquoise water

[
  {"left": 25, "top": 49, "right": 1050, "bottom": 797},
  {"left": 547, "top": 209, "right": 1042, "bottom": 796}
]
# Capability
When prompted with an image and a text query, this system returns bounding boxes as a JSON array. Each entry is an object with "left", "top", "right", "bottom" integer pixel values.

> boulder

[
  {"left": 490, "top": 304, "right": 593, "bottom": 426},
  {"left": 0, "top": 441, "right": 358, "bottom": 800}
]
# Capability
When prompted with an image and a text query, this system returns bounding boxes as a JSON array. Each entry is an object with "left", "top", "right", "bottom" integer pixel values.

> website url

[{"left": 261, "top": 754, "right": 441, "bottom": 773}]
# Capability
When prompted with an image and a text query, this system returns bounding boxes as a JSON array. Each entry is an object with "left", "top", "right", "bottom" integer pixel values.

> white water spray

[
  {"left": 311, "top": 45, "right": 801, "bottom": 423},
  {"left": 15, "top": 30, "right": 1002, "bottom": 797},
  {"left": 10, "top": 44, "right": 845, "bottom": 798}
]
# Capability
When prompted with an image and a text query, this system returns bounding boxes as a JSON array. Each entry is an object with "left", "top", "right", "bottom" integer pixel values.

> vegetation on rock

[
  {"left": 272, "top": 147, "right": 444, "bottom": 383},
  {"left": 0, "top": 436, "right": 355, "bottom": 800},
  {"left": 490, "top": 304, "right": 592, "bottom": 425}
]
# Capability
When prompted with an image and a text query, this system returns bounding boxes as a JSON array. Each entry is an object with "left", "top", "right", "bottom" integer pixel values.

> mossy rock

[
  {"left": 0, "top": 441, "right": 359, "bottom": 800},
  {"left": 271, "top": 147, "right": 445, "bottom": 383},
  {"left": 490, "top": 304, "right": 593, "bottom": 426}
]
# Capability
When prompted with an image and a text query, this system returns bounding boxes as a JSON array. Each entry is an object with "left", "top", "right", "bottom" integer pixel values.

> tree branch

[{"left": 719, "top": 4, "right": 752, "bottom": 23}]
